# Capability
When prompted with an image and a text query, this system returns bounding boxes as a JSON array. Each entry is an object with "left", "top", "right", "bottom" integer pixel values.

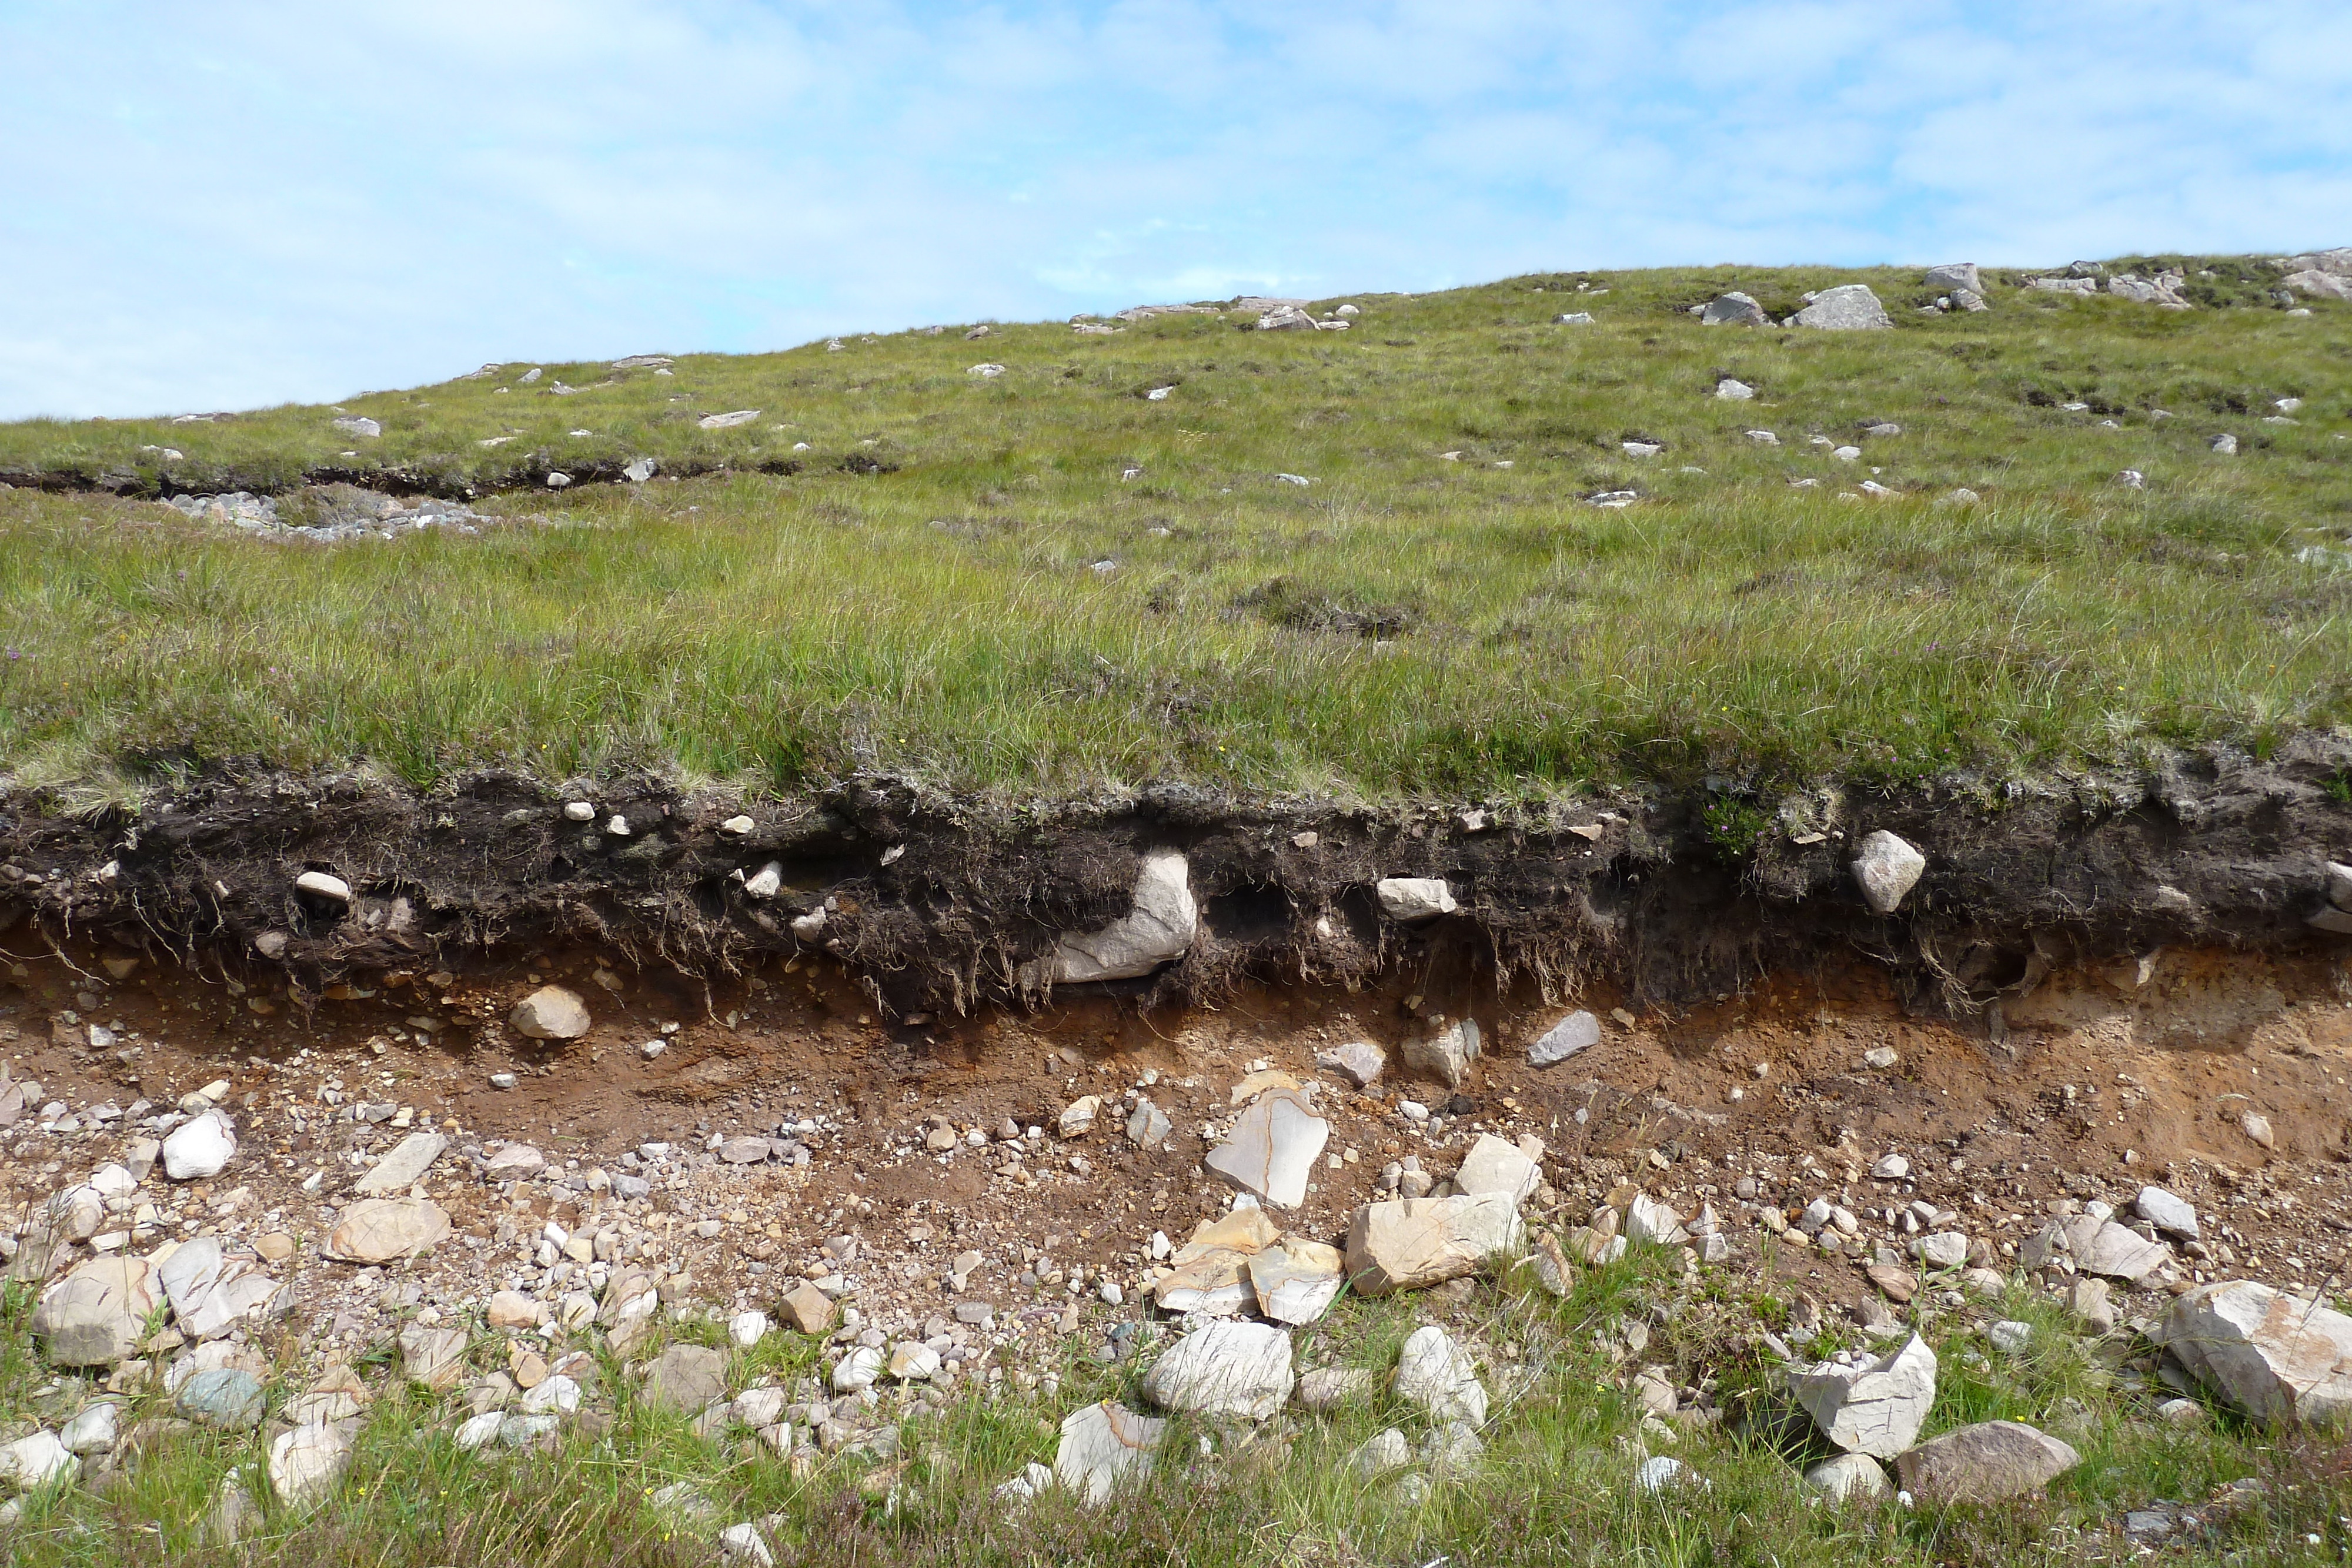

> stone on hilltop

[
  {"left": 1140, "top": 1319, "right": 1294, "bottom": 1419},
  {"left": 1344, "top": 1192, "right": 1523, "bottom": 1295},
  {"left": 1204, "top": 1088, "right": 1328, "bottom": 1208},
  {"left": 1895, "top": 1420, "right": 2079, "bottom": 1504},
  {"left": 510, "top": 986, "right": 590, "bottom": 1041},
  {"left": 1923, "top": 263, "right": 1982, "bottom": 296},
  {"left": 1793, "top": 284, "right": 1891, "bottom": 330},
  {"left": 2156, "top": 1280, "right": 2352, "bottom": 1426},
  {"left": 1786, "top": 1334, "right": 1937, "bottom": 1457},
  {"left": 1036, "top": 851, "right": 1197, "bottom": 983},
  {"left": 1700, "top": 292, "right": 1769, "bottom": 327}
]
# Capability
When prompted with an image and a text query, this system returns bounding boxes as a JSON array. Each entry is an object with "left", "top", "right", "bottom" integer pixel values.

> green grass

[
  {"left": 1, "top": 259, "right": 2347, "bottom": 798},
  {"left": 4, "top": 1251, "right": 2340, "bottom": 1567}
]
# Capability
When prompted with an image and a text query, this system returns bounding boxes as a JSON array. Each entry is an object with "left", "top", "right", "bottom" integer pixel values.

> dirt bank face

[
  {"left": 4, "top": 736, "right": 2350, "bottom": 1029},
  {"left": 5, "top": 932, "right": 2348, "bottom": 1366}
]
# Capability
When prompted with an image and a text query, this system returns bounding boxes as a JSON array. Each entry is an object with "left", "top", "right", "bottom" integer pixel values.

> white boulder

[
  {"left": 162, "top": 1111, "right": 236, "bottom": 1180},
  {"left": 1037, "top": 851, "right": 1197, "bottom": 983},
  {"left": 1394, "top": 1325, "right": 1487, "bottom": 1426},
  {"left": 1850, "top": 830, "right": 1926, "bottom": 914},
  {"left": 1344, "top": 1192, "right": 1524, "bottom": 1295},
  {"left": 1375, "top": 877, "right": 1458, "bottom": 921},
  {"left": 1140, "top": 1320, "right": 1294, "bottom": 1420},
  {"left": 1786, "top": 1334, "right": 1938, "bottom": 1457},
  {"left": 1054, "top": 1401, "right": 1166, "bottom": 1505},
  {"left": 1793, "top": 284, "right": 1892, "bottom": 329}
]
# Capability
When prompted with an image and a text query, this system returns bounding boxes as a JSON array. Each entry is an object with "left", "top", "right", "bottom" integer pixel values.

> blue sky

[{"left": 3, "top": 1, "right": 2347, "bottom": 419}]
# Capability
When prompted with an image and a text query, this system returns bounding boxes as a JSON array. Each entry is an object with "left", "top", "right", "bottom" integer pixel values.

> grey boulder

[
  {"left": 1894, "top": 1420, "right": 2079, "bottom": 1504},
  {"left": 1700, "top": 292, "right": 1769, "bottom": 327},
  {"left": 2156, "top": 1280, "right": 2352, "bottom": 1426},
  {"left": 1923, "top": 263, "right": 1982, "bottom": 296},
  {"left": 1793, "top": 285, "right": 1892, "bottom": 330}
]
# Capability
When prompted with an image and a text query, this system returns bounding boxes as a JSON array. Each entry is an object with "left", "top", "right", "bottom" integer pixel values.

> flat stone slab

[
  {"left": 1246, "top": 1239, "right": 1344, "bottom": 1325},
  {"left": 1055, "top": 1400, "right": 1165, "bottom": 1505},
  {"left": 33, "top": 1256, "right": 158, "bottom": 1365},
  {"left": 326, "top": 1198, "right": 450, "bottom": 1263},
  {"left": 1204, "top": 1088, "right": 1328, "bottom": 1209},
  {"left": 1454, "top": 1134, "right": 1541, "bottom": 1205},
  {"left": 353, "top": 1132, "right": 447, "bottom": 1195},
  {"left": 1528, "top": 1011, "right": 1599, "bottom": 1068}
]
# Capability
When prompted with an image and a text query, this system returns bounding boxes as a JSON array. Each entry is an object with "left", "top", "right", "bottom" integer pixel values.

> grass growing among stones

[
  {"left": 2, "top": 1248, "right": 2341, "bottom": 1567},
  {"left": 0, "top": 259, "right": 2347, "bottom": 799}
]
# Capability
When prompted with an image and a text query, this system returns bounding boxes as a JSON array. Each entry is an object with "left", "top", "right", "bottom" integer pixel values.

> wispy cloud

[{"left": 2, "top": 0, "right": 2344, "bottom": 418}]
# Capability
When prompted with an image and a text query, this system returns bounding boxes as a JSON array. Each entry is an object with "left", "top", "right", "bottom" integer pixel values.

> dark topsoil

[{"left": 2, "top": 735, "right": 2348, "bottom": 1024}]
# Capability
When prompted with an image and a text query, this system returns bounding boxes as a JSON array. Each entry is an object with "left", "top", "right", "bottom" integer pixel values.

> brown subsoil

[{"left": 4, "top": 928, "right": 2350, "bottom": 1376}]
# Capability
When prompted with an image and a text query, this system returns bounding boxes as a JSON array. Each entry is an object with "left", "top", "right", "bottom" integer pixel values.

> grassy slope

[
  {"left": 1, "top": 1250, "right": 2333, "bottom": 1567},
  {"left": 0, "top": 258, "right": 2346, "bottom": 800}
]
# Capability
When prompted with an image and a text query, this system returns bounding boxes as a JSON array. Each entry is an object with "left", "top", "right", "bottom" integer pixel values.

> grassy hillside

[{"left": 0, "top": 258, "right": 2346, "bottom": 800}]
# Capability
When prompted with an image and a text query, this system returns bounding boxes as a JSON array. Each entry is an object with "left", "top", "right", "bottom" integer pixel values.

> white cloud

[{"left": 1, "top": 0, "right": 2345, "bottom": 417}]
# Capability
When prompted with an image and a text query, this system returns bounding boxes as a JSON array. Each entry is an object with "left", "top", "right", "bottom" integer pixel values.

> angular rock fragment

[
  {"left": 1394, "top": 1325, "right": 1486, "bottom": 1426},
  {"left": 1850, "top": 830, "right": 1925, "bottom": 914},
  {"left": 1034, "top": 851, "right": 1197, "bottom": 983},
  {"left": 510, "top": 985, "right": 590, "bottom": 1041},
  {"left": 1454, "top": 1133, "right": 1541, "bottom": 1205},
  {"left": 1344, "top": 1193, "right": 1523, "bottom": 1296},
  {"left": 2156, "top": 1280, "right": 2352, "bottom": 1426},
  {"left": 354, "top": 1131, "right": 448, "bottom": 1195},
  {"left": 1375, "top": 877, "right": 1458, "bottom": 921},
  {"left": 1246, "top": 1238, "right": 1345, "bottom": 1325},
  {"left": 1528, "top": 1010, "right": 1599, "bottom": 1068},
  {"left": 1793, "top": 284, "right": 1892, "bottom": 329},
  {"left": 1786, "top": 1334, "right": 1937, "bottom": 1457},
  {"left": 1402, "top": 1018, "right": 1479, "bottom": 1089},
  {"left": 326, "top": 1198, "right": 451, "bottom": 1263},
  {"left": 1204, "top": 1088, "right": 1328, "bottom": 1208}
]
